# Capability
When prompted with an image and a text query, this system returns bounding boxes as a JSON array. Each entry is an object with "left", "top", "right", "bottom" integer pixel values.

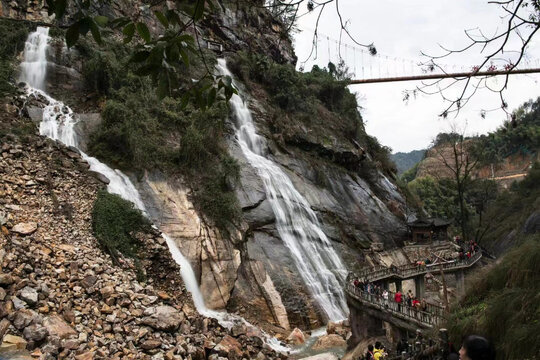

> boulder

[
  {"left": 311, "top": 334, "right": 347, "bottom": 350},
  {"left": 19, "top": 287, "right": 38, "bottom": 306},
  {"left": 326, "top": 320, "right": 349, "bottom": 337},
  {"left": 0, "top": 334, "right": 27, "bottom": 350},
  {"left": 80, "top": 275, "right": 97, "bottom": 289},
  {"left": 26, "top": 106, "right": 43, "bottom": 123},
  {"left": 0, "top": 319, "right": 11, "bottom": 339},
  {"left": 231, "top": 323, "right": 247, "bottom": 337},
  {"left": 214, "top": 335, "right": 242, "bottom": 357},
  {"left": 286, "top": 328, "right": 306, "bottom": 345},
  {"left": 22, "top": 324, "right": 49, "bottom": 342},
  {"left": 141, "top": 306, "right": 184, "bottom": 332},
  {"left": 141, "top": 339, "right": 161, "bottom": 350},
  {"left": 0, "top": 273, "right": 13, "bottom": 286},
  {"left": 43, "top": 315, "right": 76, "bottom": 339},
  {"left": 11, "top": 222, "right": 38, "bottom": 235},
  {"left": 13, "top": 309, "right": 41, "bottom": 330}
]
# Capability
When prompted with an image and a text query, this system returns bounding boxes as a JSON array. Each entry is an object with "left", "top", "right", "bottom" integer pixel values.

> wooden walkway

[{"left": 353, "top": 251, "right": 482, "bottom": 283}]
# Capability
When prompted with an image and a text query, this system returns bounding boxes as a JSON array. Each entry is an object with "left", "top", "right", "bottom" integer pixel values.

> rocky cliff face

[{"left": 4, "top": 0, "right": 411, "bottom": 334}]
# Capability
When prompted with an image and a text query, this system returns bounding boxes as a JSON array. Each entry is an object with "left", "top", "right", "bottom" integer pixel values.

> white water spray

[
  {"left": 19, "top": 26, "right": 50, "bottom": 91},
  {"left": 19, "top": 27, "right": 290, "bottom": 353},
  {"left": 217, "top": 59, "right": 349, "bottom": 321}
]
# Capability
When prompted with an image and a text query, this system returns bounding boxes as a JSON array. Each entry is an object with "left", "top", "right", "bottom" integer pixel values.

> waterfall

[
  {"left": 217, "top": 59, "right": 349, "bottom": 321},
  {"left": 18, "top": 28, "right": 289, "bottom": 353},
  {"left": 19, "top": 26, "right": 50, "bottom": 91}
]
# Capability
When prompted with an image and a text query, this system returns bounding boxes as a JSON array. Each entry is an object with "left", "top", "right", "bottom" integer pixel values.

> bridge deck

[{"left": 346, "top": 284, "right": 445, "bottom": 328}]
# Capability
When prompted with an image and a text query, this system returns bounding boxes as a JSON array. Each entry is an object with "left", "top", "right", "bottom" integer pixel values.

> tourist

[
  {"left": 458, "top": 335, "right": 496, "bottom": 360},
  {"left": 373, "top": 342, "right": 383, "bottom": 360},
  {"left": 420, "top": 298, "right": 428, "bottom": 321},
  {"left": 406, "top": 289, "right": 414, "bottom": 308},
  {"left": 353, "top": 277, "right": 360, "bottom": 288},
  {"left": 414, "top": 329, "right": 424, "bottom": 346},
  {"left": 396, "top": 337, "right": 408, "bottom": 356},
  {"left": 382, "top": 289, "right": 389, "bottom": 308},
  {"left": 380, "top": 345, "right": 388, "bottom": 358},
  {"left": 394, "top": 290, "right": 403, "bottom": 311},
  {"left": 412, "top": 297, "right": 420, "bottom": 318},
  {"left": 366, "top": 344, "right": 375, "bottom": 360}
]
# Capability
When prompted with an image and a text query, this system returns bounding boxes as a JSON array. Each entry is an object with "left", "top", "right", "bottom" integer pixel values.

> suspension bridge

[{"left": 300, "top": 30, "right": 540, "bottom": 84}]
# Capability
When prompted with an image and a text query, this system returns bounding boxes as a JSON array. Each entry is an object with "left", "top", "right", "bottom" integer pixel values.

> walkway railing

[
  {"left": 355, "top": 252, "right": 482, "bottom": 283},
  {"left": 345, "top": 284, "right": 445, "bottom": 327}
]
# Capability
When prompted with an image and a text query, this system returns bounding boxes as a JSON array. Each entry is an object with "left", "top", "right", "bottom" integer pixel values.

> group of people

[
  {"left": 458, "top": 239, "right": 480, "bottom": 261},
  {"left": 351, "top": 278, "right": 429, "bottom": 319},
  {"left": 362, "top": 341, "right": 388, "bottom": 360},
  {"left": 357, "top": 334, "right": 495, "bottom": 360}
]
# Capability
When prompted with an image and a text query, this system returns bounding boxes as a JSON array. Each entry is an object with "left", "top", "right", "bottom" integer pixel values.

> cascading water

[
  {"left": 19, "top": 26, "right": 49, "bottom": 91},
  {"left": 18, "top": 27, "right": 289, "bottom": 353},
  {"left": 217, "top": 59, "right": 349, "bottom": 321}
]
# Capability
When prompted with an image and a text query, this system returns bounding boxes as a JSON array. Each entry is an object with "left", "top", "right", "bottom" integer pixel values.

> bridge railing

[
  {"left": 345, "top": 283, "right": 445, "bottom": 327},
  {"left": 353, "top": 251, "right": 482, "bottom": 283}
]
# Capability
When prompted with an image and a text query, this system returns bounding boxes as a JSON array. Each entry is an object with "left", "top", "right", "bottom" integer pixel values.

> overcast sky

[{"left": 293, "top": 1, "right": 540, "bottom": 152}]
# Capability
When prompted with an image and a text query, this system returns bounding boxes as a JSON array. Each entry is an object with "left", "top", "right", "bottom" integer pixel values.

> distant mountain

[{"left": 391, "top": 149, "right": 426, "bottom": 175}]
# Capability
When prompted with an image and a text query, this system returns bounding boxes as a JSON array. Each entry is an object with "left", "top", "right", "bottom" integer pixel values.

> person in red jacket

[{"left": 394, "top": 290, "right": 403, "bottom": 312}]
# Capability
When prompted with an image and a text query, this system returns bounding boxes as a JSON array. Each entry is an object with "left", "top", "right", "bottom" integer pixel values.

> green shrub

[
  {"left": 447, "top": 236, "right": 540, "bottom": 359},
  {"left": 0, "top": 19, "right": 32, "bottom": 96},
  {"left": 92, "top": 190, "right": 152, "bottom": 262},
  {"left": 84, "top": 37, "right": 241, "bottom": 230}
]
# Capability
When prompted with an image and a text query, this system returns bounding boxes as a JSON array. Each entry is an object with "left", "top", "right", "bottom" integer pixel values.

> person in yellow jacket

[{"left": 373, "top": 341, "right": 386, "bottom": 360}]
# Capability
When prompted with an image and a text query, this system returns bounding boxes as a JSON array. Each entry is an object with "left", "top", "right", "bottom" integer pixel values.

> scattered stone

[
  {"left": 0, "top": 319, "right": 11, "bottom": 340},
  {"left": 0, "top": 273, "right": 14, "bottom": 286},
  {"left": 74, "top": 350, "right": 95, "bottom": 360},
  {"left": 286, "top": 327, "right": 306, "bottom": 345},
  {"left": 11, "top": 222, "right": 38, "bottom": 235},
  {"left": 0, "top": 334, "right": 27, "bottom": 350},
  {"left": 13, "top": 309, "right": 41, "bottom": 330},
  {"left": 141, "top": 306, "right": 184, "bottom": 332},
  {"left": 214, "top": 335, "right": 243, "bottom": 357},
  {"left": 19, "top": 286, "right": 39, "bottom": 306},
  {"left": 12, "top": 297, "right": 27, "bottom": 310},
  {"left": 311, "top": 334, "right": 347, "bottom": 350},
  {"left": 43, "top": 315, "right": 77, "bottom": 339},
  {"left": 23, "top": 323, "right": 49, "bottom": 342},
  {"left": 141, "top": 339, "right": 161, "bottom": 350},
  {"left": 99, "top": 286, "right": 114, "bottom": 297},
  {"left": 231, "top": 323, "right": 247, "bottom": 337}
]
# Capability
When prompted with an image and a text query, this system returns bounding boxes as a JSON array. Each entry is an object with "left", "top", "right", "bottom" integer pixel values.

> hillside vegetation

[
  {"left": 401, "top": 98, "right": 540, "bottom": 240},
  {"left": 391, "top": 149, "right": 425, "bottom": 175},
  {"left": 446, "top": 163, "right": 540, "bottom": 359}
]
